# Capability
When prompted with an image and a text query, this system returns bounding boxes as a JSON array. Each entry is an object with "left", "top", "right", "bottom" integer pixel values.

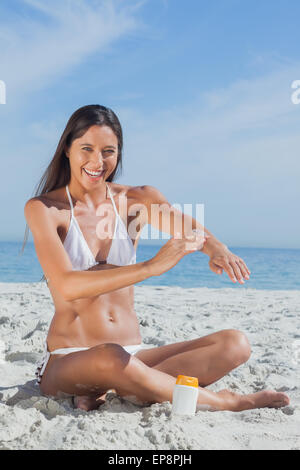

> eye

[
  {"left": 103, "top": 150, "right": 115, "bottom": 156},
  {"left": 83, "top": 147, "right": 93, "bottom": 152}
]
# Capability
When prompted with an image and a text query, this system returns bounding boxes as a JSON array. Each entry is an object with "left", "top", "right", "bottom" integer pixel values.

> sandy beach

[{"left": 0, "top": 281, "right": 299, "bottom": 450}]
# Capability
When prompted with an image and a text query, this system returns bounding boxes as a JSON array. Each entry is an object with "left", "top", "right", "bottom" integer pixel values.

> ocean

[{"left": 1, "top": 241, "right": 300, "bottom": 290}]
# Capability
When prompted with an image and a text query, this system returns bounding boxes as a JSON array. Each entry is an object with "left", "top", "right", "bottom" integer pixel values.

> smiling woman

[
  {"left": 65, "top": 125, "right": 118, "bottom": 187},
  {"left": 21, "top": 104, "right": 124, "bottom": 280},
  {"left": 21, "top": 104, "right": 289, "bottom": 413}
]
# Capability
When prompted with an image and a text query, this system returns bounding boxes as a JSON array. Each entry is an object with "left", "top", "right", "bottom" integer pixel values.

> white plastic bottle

[{"left": 172, "top": 375, "right": 199, "bottom": 416}]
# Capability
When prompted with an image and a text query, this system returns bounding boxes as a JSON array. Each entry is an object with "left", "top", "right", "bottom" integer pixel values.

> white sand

[{"left": 0, "top": 282, "right": 299, "bottom": 450}]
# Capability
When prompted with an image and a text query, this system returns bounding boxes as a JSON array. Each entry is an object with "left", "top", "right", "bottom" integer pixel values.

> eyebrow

[{"left": 80, "top": 143, "right": 116, "bottom": 149}]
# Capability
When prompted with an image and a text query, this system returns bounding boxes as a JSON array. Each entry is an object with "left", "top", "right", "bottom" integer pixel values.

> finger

[
  {"left": 236, "top": 259, "right": 250, "bottom": 280},
  {"left": 185, "top": 238, "right": 205, "bottom": 251},
  {"left": 222, "top": 261, "right": 238, "bottom": 283},
  {"left": 185, "top": 233, "right": 206, "bottom": 249},
  {"left": 209, "top": 260, "right": 223, "bottom": 275},
  {"left": 191, "top": 229, "right": 209, "bottom": 237},
  {"left": 239, "top": 258, "right": 251, "bottom": 276},
  {"left": 230, "top": 261, "right": 245, "bottom": 284}
]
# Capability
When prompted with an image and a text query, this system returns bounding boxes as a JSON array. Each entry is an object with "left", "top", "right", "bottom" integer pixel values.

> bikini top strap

[
  {"left": 106, "top": 183, "right": 118, "bottom": 216},
  {"left": 66, "top": 183, "right": 117, "bottom": 219},
  {"left": 65, "top": 185, "right": 74, "bottom": 218}
]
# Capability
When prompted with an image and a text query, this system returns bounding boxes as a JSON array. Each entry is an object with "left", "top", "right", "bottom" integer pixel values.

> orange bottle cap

[{"left": 176, "top": 375, "right": 198, "bottom": 387}]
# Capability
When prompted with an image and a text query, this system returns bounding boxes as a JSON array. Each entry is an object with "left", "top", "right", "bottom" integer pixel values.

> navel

[{"left": 108, "top": 312, "right": 115, "bottom": 322}]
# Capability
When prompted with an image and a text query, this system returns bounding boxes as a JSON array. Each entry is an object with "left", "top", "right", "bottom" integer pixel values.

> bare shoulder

[
  {"left": 24, "top": 187, "right": 66, "bottom": 228},
  {"left": 25, "top": 187, "right": 65, "bottom": 208},
  {"left": 112, "top": 183, "right": 169, "bottom": 205}
]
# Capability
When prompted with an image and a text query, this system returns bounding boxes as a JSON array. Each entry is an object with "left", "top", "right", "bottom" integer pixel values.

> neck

[{"left": 67, "top": 179, "right": 108, "bottom": 206}]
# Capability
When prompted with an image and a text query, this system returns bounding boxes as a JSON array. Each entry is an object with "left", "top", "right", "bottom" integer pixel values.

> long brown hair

[{"left": 20, "top": 104, "right": 124, "bottom": 281}]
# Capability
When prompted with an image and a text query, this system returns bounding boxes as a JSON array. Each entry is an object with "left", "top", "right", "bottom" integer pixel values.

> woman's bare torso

[{"left": 40, "top": 183, "right": 145, "bottom": 351}]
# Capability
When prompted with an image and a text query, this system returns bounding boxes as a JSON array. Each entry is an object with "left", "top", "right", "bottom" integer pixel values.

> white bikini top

[{"left": 62, "top": 183, "right": 136, "bottom": 271}]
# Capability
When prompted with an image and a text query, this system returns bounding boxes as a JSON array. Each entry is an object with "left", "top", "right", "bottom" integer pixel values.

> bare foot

[
  {"left": 217, "top": 389, "right": 290, "bottom": 412},
  {"left": 72, "top": 393, "right": 107, "bottom": 411}
]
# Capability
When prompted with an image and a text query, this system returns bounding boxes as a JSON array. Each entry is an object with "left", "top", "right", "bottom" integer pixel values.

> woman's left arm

[
  {"left": 139, "top": 185, "right": 251, "bottom": 285},
  {"left": 197, "top": 227, "right": 250, "bottom": 284}
]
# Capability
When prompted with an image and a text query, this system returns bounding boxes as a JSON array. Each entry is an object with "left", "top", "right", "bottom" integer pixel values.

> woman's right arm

[
  {"left": 24, "top": 199, "right": 207, "bottom": 302},
  {"left": 24, "top": 198, "right": 153, "bottom": 301}
]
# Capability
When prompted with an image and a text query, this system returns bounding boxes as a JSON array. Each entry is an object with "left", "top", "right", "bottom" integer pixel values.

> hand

[
  {"left": 208, "top": 246, "right": 251, "bottom": 284},
  {"left": 147, "top": 232, "right": 209, "bottom": 277}
]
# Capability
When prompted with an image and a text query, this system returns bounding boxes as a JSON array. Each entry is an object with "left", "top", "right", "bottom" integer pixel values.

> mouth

[{"left": 83, "top": 168, "right": 105, "bottom": 180}]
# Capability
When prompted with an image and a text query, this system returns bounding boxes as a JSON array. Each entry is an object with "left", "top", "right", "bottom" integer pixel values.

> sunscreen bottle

[{"left": 172, "top": 375, "right": 199, "bottom": 416}]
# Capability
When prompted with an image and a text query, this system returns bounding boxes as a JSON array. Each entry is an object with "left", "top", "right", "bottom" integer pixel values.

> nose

[{"left": 91, "top": 151, "right": 104, "bottom": 167}]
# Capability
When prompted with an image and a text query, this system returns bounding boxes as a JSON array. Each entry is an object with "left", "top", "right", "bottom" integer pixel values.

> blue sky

[{"left": 0, "top": 0, "right": 300, "bottom": 248}]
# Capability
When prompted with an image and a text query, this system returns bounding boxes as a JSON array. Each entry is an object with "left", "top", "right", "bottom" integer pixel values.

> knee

[
  {"left": 221, "top": 329, "right": 251, "bottom": 367},
  {"left": 94, "top": 343, "right": 131, "bottom": 373}
]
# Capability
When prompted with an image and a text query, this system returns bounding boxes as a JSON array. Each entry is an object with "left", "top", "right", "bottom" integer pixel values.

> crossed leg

[
  {"left": 75, "top": 328, "right": 248, "bottom": 410},
  {"left": 69, "top": 330, "right": 289, "bottom": 411},
  {"left": 135, "top": 329, "right": 251, "bottom": 386}
]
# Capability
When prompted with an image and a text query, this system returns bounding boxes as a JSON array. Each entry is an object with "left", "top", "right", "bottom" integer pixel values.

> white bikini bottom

[{"left": 35, "top": 340, "right": 145, "bottom": 385}]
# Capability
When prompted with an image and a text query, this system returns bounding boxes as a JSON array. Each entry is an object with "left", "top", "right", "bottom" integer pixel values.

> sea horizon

[
  {"left": 2, "top": 238, "right": 300, "bottom": 250},
  {"left": 0, "top": 240, "right": 299, "bottom": 290}
]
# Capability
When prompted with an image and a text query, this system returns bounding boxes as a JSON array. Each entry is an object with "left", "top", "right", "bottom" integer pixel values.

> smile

[{"left": 83, "top": 168, "right": 105, "bottom": 178}]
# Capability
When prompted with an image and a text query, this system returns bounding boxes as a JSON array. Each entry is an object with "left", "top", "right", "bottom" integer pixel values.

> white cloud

[
  {"left": 114, "top": 64, "right": 300, "bottom": 247},
  {"left": 117, "top": 63, "right": 300, "bottom": 167},
  {"left": 0, "top": 0, "right": 142, "bottom": 98},
  {"left": 1, "top": 1, "right": 299, "bottom": 247}
]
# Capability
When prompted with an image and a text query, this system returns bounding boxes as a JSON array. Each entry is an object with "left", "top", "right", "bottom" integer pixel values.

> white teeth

[{"left": 84, "top": 168, "right": 103, "bottom": 176}]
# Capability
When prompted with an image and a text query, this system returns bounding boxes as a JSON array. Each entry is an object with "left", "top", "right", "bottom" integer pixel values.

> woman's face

[{"left": 66, "top": 124, "right": 118, "bottom": 185}]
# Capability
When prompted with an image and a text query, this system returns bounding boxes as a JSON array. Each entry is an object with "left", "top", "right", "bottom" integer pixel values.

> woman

[{"left": 23, "top": 104, "right": 289, "bottom": 412}]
